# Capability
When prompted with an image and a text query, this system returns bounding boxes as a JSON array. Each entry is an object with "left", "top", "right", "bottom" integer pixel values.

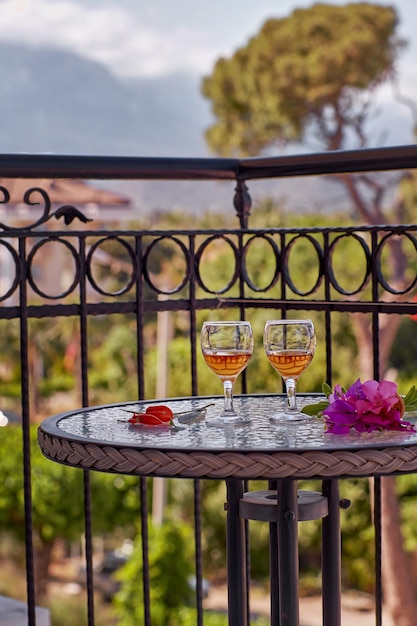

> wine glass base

[
  {"left": 207, "top": 413, "right": 251, "bottom": 427},
  {"left": 270, "top": 412, "right": 312, "bottom": 423}
]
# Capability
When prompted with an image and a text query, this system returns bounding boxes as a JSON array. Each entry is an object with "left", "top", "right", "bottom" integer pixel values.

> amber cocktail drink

[
  {"left": 203, "top": 352, "right": 252, "bottom": 379},
  {"left": 266, "top": 351, "right": 314, "bottom": 379},
  {"left": 264, "top": 319, "right": 316, "bottom": 421},
  {"left": 201, "top": 321, "right": 254, "bottom": 425}
]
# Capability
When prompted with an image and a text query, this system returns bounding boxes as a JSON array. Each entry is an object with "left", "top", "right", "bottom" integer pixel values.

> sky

[
  {"left": 0, "top": 0, "right": 416, "bottom": 88},
  {"left": 1, "top": 0, "right": 417, "bottom": 154}
]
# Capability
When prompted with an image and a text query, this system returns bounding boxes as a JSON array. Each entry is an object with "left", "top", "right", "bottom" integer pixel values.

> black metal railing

[{"left": 1, "top": 144, "right": 417, "bottom": 625}]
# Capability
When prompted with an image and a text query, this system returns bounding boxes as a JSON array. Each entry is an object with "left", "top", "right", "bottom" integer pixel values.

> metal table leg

[
  {"left": 239, "top": 482, "right": 343, "bottom": 626},
  {"left": 269, "top": 518, "right": 280, "bottom": 625},
  {"left": 240, "top": 485, "right": 329, "bottom": 626},
  {"left": 322, "top": 479, "right": 342, "bottom": 626},
  {"left": 226, "top": 480, "right": 248, "bottom": 626},
  {"left": 277, "top": 479, "right": 299, "bottom": 626}
]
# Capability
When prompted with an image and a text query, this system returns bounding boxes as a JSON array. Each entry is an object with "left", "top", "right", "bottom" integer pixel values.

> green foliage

[
  {"left": 145, "top": 336, "right": 195, "bottom": 399},
  {"left": 28, "top": 318, "right": 79, "bottom": 398},
  {"left": 49, "top": 596, "right": 89, "bottom": 626},
  {"left": 38, "top": 373, "right": 75, "bottom": 396},
  {"left": 0, "top": 424, "right": 140, "bottom": 592},
  {"left": 0, "top": 426, "right": 84, "bottom": 544},
  {"left": 388, "top": 317, "right": 417, "bottom": 384},
  {"left": 202, "top": 3, "right": 404, "bottom": 156},
  {"left": 114, "top": 520, "right": 195, "bottom": 626},
  {"left": 88, "top": 316, "right": 139, "bottom": 403},
  {"left": 113, "top": 513, "right": 270, "bottom": 626},
  {"left": 48, "top": 593, "right": 119, "bottom": 626},
  {"left": 297, "top": 479, "right": 375, "bottom": 592}
]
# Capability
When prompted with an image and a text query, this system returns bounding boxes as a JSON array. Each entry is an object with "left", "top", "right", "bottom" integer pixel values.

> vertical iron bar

[
  {"left": 322, "top": 479, "right": 341, "bottom": 626},
  {"left": 135, "top": 234, "right": 145, "bottom": 399},
  {"left": 323, "top": 230, "right": 332, "bottom": 386},
  {"left": 190, "top": 235, "right": 204, "bottom": 625},
  {"left": 374, "top": 477, "right": 382, "bottom": 626},
  {"left": 18, "top": 237, "right": 36, "bottom": 626},
  {"left": 268, "top": 480, "right": 279, "bottom": 625},
  {"left": 194, "top": 480, "right": 204, "bottom": 626},
  {"left": 371, "top": 229, "right": 380, "bottom": 381},
  {"left": 279, "top": 231, "right": 288, "bottom": 393},
  {"left": 226, "top": 480, "right": 247, "bottom": 626},
  {"left": 237, "top": 191, "right": 251, "bottom": 625},
  {"left": 269, "top": 523, "right": 279, "bottom": 625},
  {"left": 277, "top": 479, "right": 299, "bottom": 626},
  {"left": 243, "top": 479, "right": 250, "bottom": 626},
  {"left": 371, "top": 230, "right": 382, "bottom": 625},
  {"left": 140, "top": 476, "right": 152, "bottom": 626},
  {"left": 189, "top": 234, "right": 198, "bottom": 396},
  {"left": 237, "top": 196, "right": 250, "bottom": 394},
  {"left": 79, "top": 237, "right": 89, "bottom": 408},
  {"left": 83, "top": 471, "right": 94, "bottom": 626},
  {"left": 79, "top": 236, "right": 95, "bottom": 626}
]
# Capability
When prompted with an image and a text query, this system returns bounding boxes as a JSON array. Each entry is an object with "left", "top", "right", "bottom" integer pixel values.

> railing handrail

[{"left": 1, "top": 143, "right": 417, "bottom": 181}]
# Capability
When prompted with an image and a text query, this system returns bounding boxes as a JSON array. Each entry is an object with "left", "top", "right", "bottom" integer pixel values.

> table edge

[{"left": 37, "top": 426, "right": 417, "bottom": 480}]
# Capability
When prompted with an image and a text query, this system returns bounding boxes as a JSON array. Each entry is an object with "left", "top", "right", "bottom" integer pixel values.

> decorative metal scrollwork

[
  {"left": 54, "top": 205, "right": 93, "bottom": 225},
  {"left": 0, "top": 186, "right": 92, "bottom": 231}
]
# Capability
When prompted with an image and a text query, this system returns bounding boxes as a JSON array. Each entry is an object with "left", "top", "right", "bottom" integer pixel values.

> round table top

[{"left": 37, "top": 394, "right": 417, "bottom": 480}]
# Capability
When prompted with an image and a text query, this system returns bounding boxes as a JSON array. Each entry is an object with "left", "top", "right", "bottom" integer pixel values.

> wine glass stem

[
  {"left": 285, "top": 378, "right": 298, "bottom": 412},
  {"left": 223, "top": 380, "right": 235, "bottom": 414}
]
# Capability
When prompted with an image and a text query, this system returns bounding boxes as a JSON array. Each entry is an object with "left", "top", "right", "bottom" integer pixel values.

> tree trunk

[
  {"left": 34, "top": 539, "right": 55, "bottom": 598},
  {"left": 350, "top": 312, "right": 403, "bottom": 381},
  {"left": 380, "top": 477, "right": 417, "bottom": 626}
]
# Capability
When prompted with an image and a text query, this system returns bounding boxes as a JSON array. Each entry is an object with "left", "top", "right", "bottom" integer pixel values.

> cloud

[{"left": 0, "top": 0, "right": 216, "bottom": 77}]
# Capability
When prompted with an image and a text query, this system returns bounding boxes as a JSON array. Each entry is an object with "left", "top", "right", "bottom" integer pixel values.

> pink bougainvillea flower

[
  {"left": 321, "top": 379, "right": 416, "bottom": 434},
  {"left": 322, "top": 398, "right": 357, "bottom": 434}
]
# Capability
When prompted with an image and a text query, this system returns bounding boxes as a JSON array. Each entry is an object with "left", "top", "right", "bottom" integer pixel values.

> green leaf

[
  {"left": 404, "top": 385, "right": 417, "bottom": 405},
  {"left": 402, "top": 386, "right": 417, "bottom": 413},
  {"left": 322, "top": 382, "right": 332, "bottom": 397},
  {"left": 301, "top": 400, "right": 329, "bottom": 417}
]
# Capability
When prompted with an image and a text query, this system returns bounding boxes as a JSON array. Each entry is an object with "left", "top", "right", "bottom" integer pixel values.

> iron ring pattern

[
  {"left": 86, "top": 236, "right": 138, "bottom": 297},
  {"left": 27, "top": 237, "right": 81, "bottom": 299},
  {"left": 37, "top": 429, "right": 417, "bottom": 480},
  {"left": 0, "top": 186, "right": 417, "bottom": 299}
]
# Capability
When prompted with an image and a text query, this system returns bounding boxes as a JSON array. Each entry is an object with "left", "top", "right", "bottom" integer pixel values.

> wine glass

[
  {"left": 264, "top": 319, "right": 316, "bottom": 421},
  {"left": 201, "top": 321, "right": 254, "bottom": 425}
]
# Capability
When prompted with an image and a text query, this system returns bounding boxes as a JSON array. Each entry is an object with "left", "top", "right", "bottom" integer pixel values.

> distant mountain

[{"left": 0, "top": 42, "right": 211, "bottom": 157}]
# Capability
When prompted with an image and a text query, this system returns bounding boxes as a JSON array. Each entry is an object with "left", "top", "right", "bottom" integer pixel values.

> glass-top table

[
  {"left": 37, "top": 394, "right": 417, "bottom": 626},
  {"left": 37, "top": 394, "right": 417, "bottom": 481}
]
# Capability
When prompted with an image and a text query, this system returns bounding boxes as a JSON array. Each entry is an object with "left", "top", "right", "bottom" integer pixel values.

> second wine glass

[
  {"left": 264, "top": 319, "right": 316, "bottom": 421},
  {"left": 201, "top": 321, "right": 254, "bottom": 425}
]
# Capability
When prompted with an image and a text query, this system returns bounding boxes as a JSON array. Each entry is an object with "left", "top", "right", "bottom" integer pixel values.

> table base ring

[{"left": 239, "top": 489, "right": 329, "bottom": 522}]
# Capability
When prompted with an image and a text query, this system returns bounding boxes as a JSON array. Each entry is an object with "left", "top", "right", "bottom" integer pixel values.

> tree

[
  {"left": 202, "top": 4, "right": 416, "bottom": 624},
  {"left": 202, "top": 3, "right": 404, "bottom": 155}
]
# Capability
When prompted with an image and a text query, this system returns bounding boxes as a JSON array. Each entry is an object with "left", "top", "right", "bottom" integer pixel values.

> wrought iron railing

[{"left": 1, "top": 145, "right": 417, "bottom": 625}]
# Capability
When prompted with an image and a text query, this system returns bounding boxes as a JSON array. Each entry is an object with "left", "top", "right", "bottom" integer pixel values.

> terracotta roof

[{"left": 0, "top": 178, "right": 131, "bottom": 206}]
